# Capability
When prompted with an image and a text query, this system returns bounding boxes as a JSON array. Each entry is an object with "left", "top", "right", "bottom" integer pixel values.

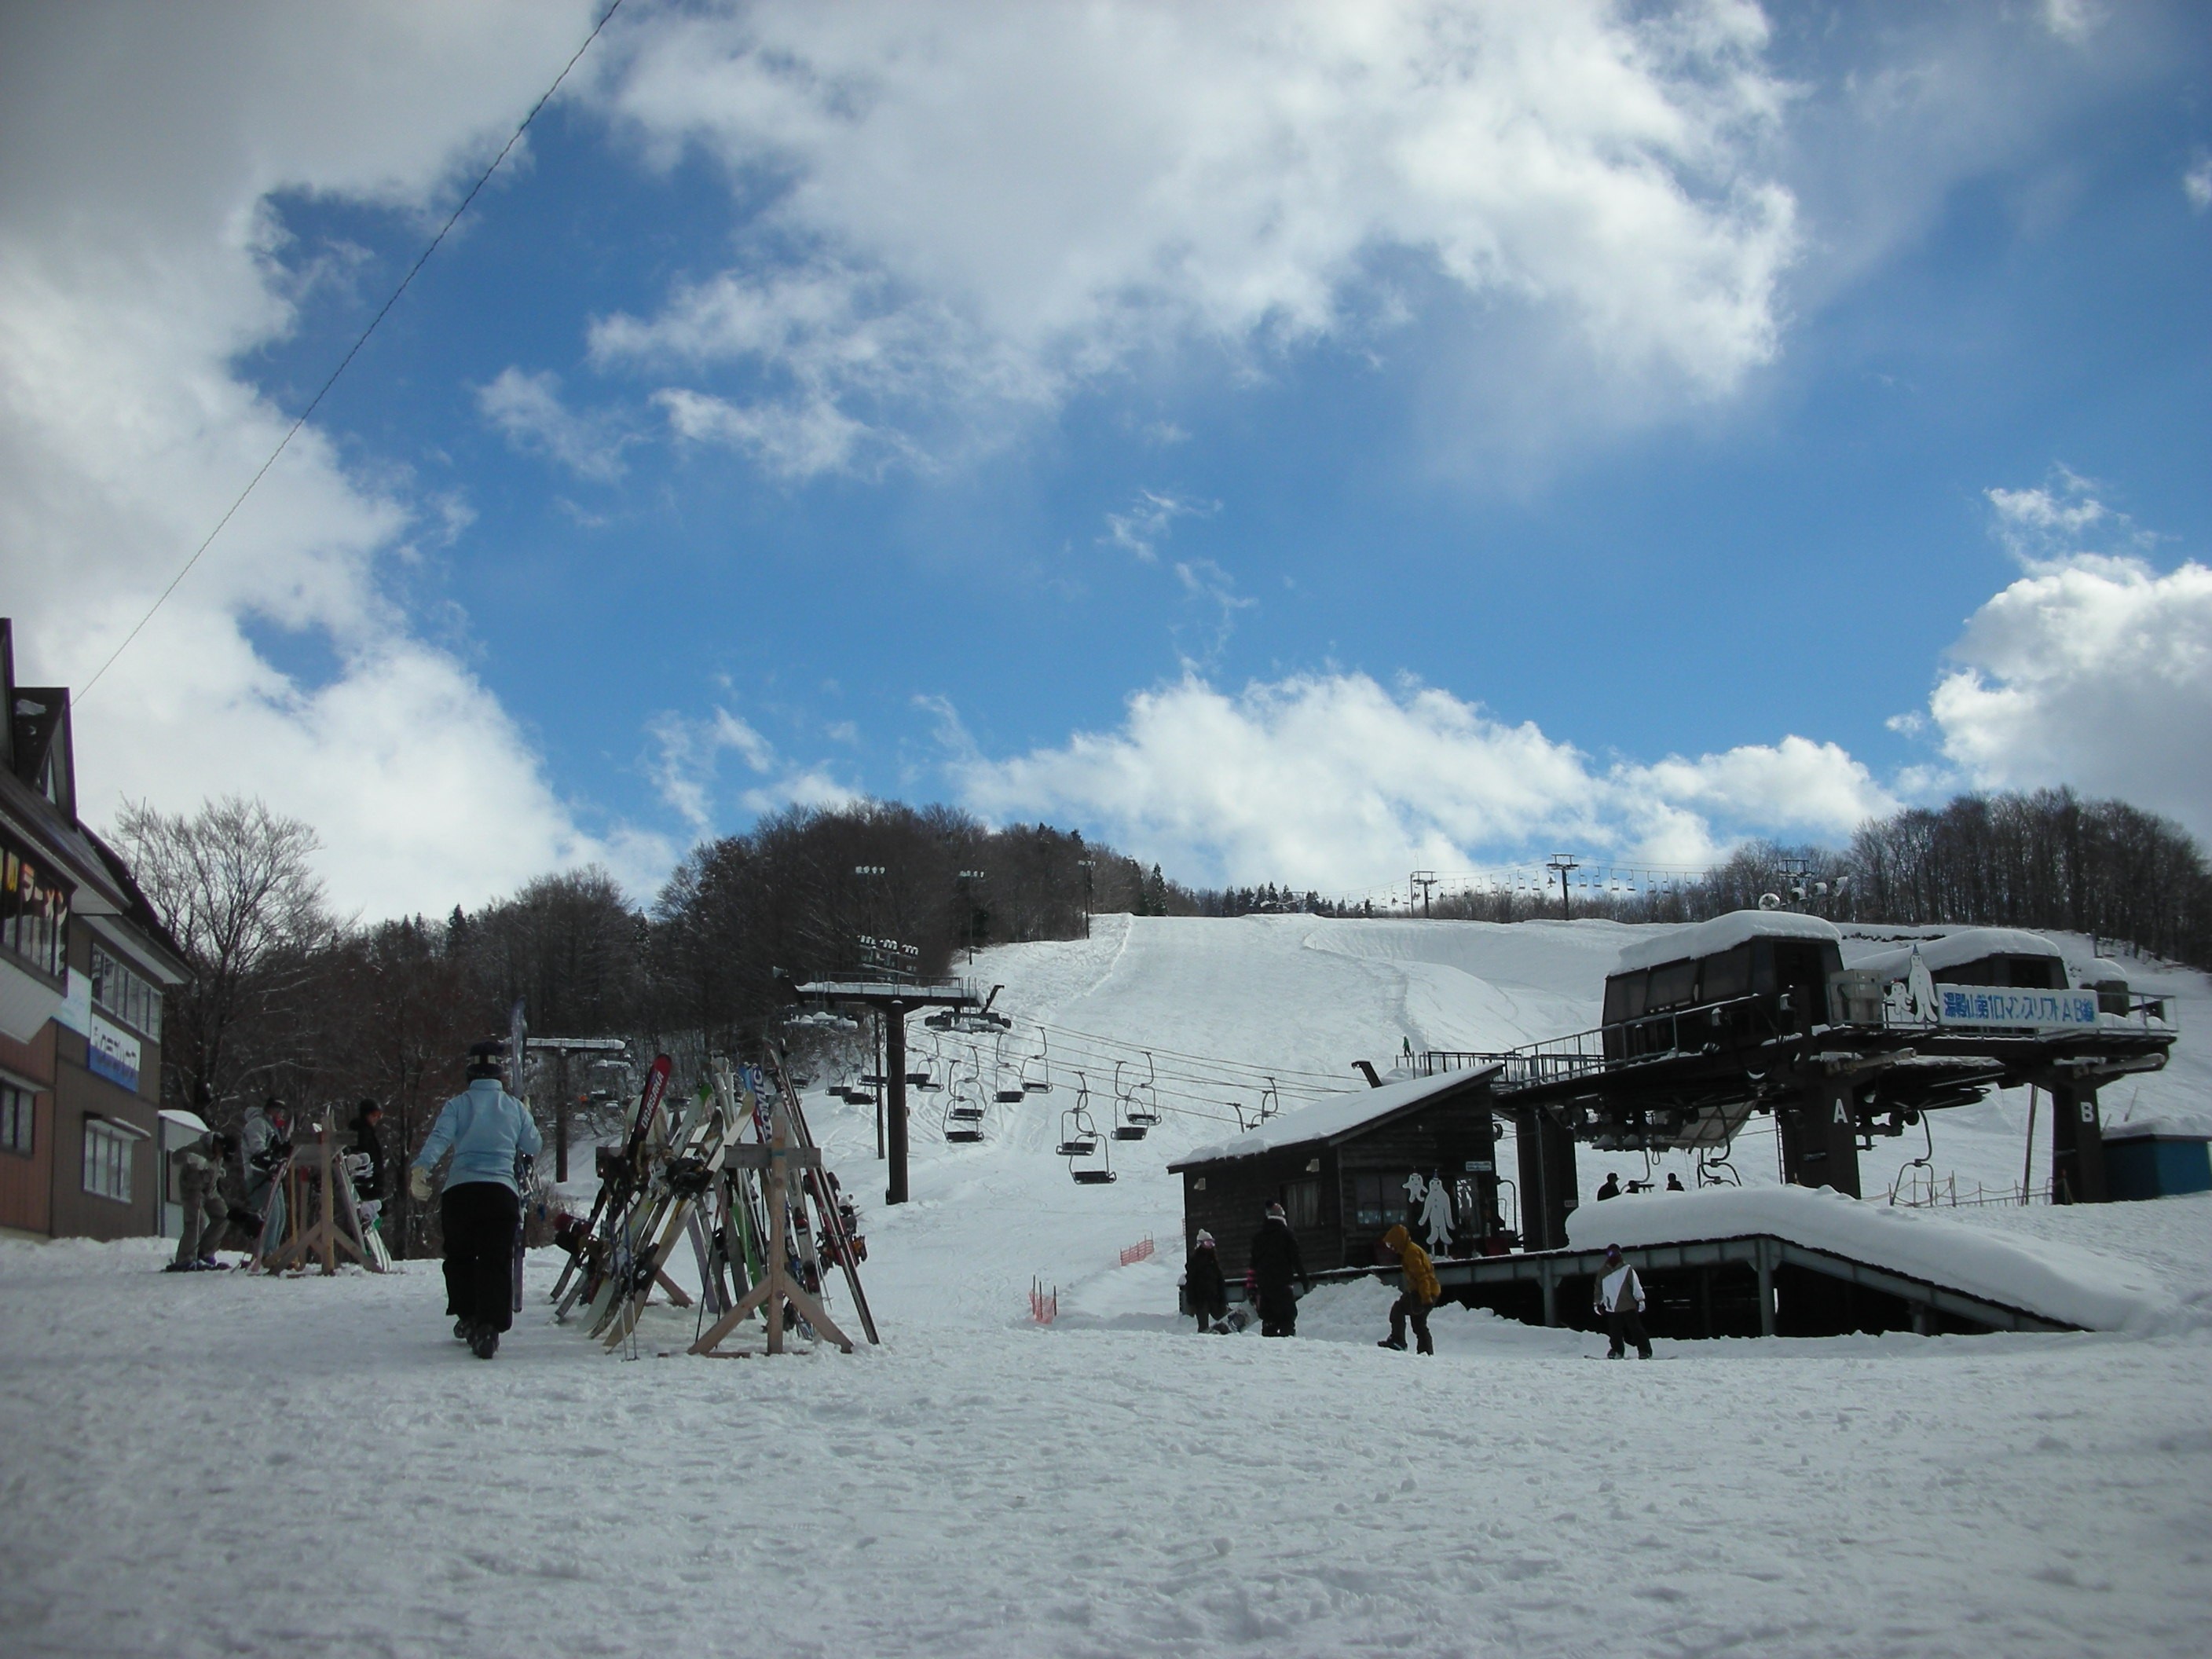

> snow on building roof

[
  {"left": 1843, "top": 927, "right": 2064, "bottom": 983},
  {"left": 1170, "top": 1064, "right": 1500, "bottom": 1167},
  {"left": 1612, "top": 910, "right": 1842, "bottom": 976},
  {"left": 2101, "top": 1114, "right": 2212, "bottom": 1143},
  {"left": 1564, "top": 1185, "right": 2170, "bottom": 1331}
]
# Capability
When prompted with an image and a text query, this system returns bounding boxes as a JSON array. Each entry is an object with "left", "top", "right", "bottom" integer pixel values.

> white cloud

[
  {"left": 646, "top": 705, "right": 858, "bottom": 833},
  {"left": 592, "top": 1, "right": 1800, "bottom": 476},
  {"left": 0, "top": 0, "right": 634, "bottom": 915},
  {"left": 2185, "top": 151, "right": 2212, "bottom": 212},
  {"left": 1101, "top": 491, "right": 1212, "bottom": 563},
  {"left": 1927, "top": 558, "right": 2212, "bottom": 837},
  {"left": 478, "top": 367, "right": 633, "bottom": 482},
  {"left": 653, "top": 383, "right": 877, "bottom": 481},
  {"left": 950, "top": 672, "right": 1895, "bottom": 888},
  {"left": 2041, "top": 0, "right": 2104, "bottom": 44}
]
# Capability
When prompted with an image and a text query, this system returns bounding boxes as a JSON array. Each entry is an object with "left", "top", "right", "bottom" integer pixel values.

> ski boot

[
  {"left": 454, "top": 1318, "right": 473, "bottom": 1342},
  {"left": 1377, "top": 1336, "right": 1408, "bottom": 1351},
  {"left": 469, "top": 1325, "right": 500, "bottom": 1360}
]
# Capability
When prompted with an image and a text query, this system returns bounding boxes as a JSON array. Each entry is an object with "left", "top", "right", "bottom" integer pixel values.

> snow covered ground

[{"left": 4, "top": 914, "right": 2210, "bottom": 1657}]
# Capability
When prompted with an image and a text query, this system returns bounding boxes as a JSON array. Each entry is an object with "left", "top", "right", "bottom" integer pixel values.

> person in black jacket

[
  {"left": 347, "top": 1101, "right": 388, "bottom": 1229},
  {"left": 1184, "top": 1229, "right": 1227, "bottom": 1331},
  {"left": 1247, "top": 1202, "right": 1307, "bottom": 1338}
]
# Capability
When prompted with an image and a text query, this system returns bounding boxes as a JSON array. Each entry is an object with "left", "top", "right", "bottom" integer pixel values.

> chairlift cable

[{"left": 78, "top": 0, "right": 630, "bottom": 700}]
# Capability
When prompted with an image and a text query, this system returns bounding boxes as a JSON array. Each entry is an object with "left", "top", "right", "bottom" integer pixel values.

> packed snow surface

[{"left": 5, "top": 914, "right": 2211, "bottom": 1657}]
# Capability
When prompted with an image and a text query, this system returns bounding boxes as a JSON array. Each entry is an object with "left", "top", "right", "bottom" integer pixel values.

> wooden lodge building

[
  {"left": 0, "top": 619, "right": 190, "bottom": 1243},
  {"left": 1167, "top": 1066, "right": 1505, "bottom": 1278}
]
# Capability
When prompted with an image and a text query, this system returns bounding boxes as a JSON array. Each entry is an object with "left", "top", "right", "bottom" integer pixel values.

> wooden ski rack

[{"left": 251, "top": 1108, "right": 386, "bottom": 1275}]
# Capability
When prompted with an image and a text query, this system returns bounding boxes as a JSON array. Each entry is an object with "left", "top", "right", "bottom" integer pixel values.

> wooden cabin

[
  {"left": 1167, "top": 1066, "right": 1502, "bottom": 1278},
  {"left": 1602, "top": 911, "right": 1846, "bottom": 1061}
]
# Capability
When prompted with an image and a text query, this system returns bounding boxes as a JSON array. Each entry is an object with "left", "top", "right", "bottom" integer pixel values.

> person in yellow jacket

[{"left": 1376, "top": 1223, "right": 1437, "bottom": 1354}]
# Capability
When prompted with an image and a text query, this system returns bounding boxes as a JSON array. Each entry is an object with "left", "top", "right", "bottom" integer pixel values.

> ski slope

[
  {"left": 2, "top": 913, "right": 2210, "bottom": 1658},
  {"left": 815, "top": 914, "right": 2212, "bottom": 1335}
]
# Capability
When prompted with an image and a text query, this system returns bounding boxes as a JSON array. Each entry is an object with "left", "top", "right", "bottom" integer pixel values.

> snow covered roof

[
  {"left": 2101, "top": 1114, "right": 2212, "bottom": 1143},
  {"left": 1170, "top": 1064, "right": 1500, "bottom": 1168},
  {"left": 1612, "top": 910, "right": 1841, "bottom": 976},
  {"left": 1562, "top": 1185, "right": 2170, "bottom": 1331},
  {"left": 1843, "top": 927, "right": 2064, "bottom": 983}
]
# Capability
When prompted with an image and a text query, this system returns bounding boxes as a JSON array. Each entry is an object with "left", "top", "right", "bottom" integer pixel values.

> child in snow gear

[
  {"left": 1665, "top": 1172, "right": 1685, "bottom": 1192},
  {"left": 1595, "top": 1244, "right": 1652, "bottom": 1359},
  {"left": 168, "top": 1129, "right": 233, "bottom": 1269},
  {"left": 1247, "top": 1202, "right": 1307, "bottom": 1338},
  {"left": 1184, "top": 1229, "right": 1227, "bottom": 1331},
  {"left": 1375, "top": 1223, "right": 1437, "bottom": 1353},
  {"left": 412, "top": 1048, "right": 542, "bottom": 1359},
  {"left": 1595, "top": 1171, "right": 1621, "bottom": 1201}
]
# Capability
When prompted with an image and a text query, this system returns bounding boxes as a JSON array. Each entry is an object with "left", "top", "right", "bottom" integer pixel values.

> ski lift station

[{"left": 1169, "top": 907, "right": 2180, "bottom": 1342}]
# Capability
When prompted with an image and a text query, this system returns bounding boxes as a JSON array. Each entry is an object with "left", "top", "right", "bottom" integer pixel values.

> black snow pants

[
  {"left": 1606, "top": 1307, "right": 1652, "bottom": 1359},
  {"left": 1257, "top": 1281, "right": 1298, "bottom": 1338},
  {"left": 1389, "top": 1294, "right": 1434, "bottom": 1354},
  {"left": 441, "top": 1181, "right": 520, "bottom": 1334}
]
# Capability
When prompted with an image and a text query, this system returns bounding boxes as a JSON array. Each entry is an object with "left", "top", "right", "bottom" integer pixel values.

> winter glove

[{"left": 408, "top": 1164, "right": 434, "bottom": 1203}]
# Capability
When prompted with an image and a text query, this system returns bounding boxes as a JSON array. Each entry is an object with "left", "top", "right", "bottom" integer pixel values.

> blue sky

[{"left": 5, "top": 2, "right": 2210, "bottom": 914}]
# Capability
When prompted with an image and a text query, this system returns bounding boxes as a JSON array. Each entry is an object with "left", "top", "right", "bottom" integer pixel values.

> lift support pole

[{"left": 792, "top": 978, "right": 978, "bottom": 1206}]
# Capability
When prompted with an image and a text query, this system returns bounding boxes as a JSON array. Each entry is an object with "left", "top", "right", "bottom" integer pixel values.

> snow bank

[{"left": 1563, "top": 1185, "right": 2174, "bottom": 1332}]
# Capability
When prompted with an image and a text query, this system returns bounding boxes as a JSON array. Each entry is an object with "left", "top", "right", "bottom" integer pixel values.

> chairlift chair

[
  {"left": 1124, "top": 1052, "right": 1162, "bottom": 1127},
  {"left": 1067, "top": 1094, "right": 1116, "bottom": 1184},
  {"left": 943, "top": 1088, "right": 984, "bottom": 1143},
  {"left": 1056, "top": 1075, "right": 1106, "bottom": 1172},
  {"left": 1021, "top": 1034, "right": 1054, "bottom": 1094}
]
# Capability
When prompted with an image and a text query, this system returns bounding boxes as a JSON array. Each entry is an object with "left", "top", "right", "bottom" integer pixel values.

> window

[
  {"left": 1348, "top": 1172, "right": 1404, "bottom": 1231},
  {"left": 1699, "top": 947, "right": 1749, "bottom": 1003},
  {"left": 1282, "top": 1177, "right": 1322, "bottom": 1232},
  {"left": 90, "top": 940, "right": 162, "bottom": 1040},
  {"left": 1650, "top": 960, "right": 1698, "bottom": 1009},
  {"left": 0, "top": 835, "right": 71, "bottom": 980},
  {"left": 82, "top": 1118, "right": 134, "bottom": 1202},
  {"left": 1, "top": 1082, "right": 31, "bottom": 1155}
]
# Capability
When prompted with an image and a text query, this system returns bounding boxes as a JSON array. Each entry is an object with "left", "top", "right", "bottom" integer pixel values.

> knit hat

[
  {"left": 1265, "top": 1201, "right": 1286, "bottom": 1220},
  {"left": 1195, "top": 1230, "right": 1215, "bottom": 1247}
]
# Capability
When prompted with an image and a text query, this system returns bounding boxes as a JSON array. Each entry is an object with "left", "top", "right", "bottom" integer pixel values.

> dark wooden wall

[{"left": 1178, "top": 1088, "right": 1499, "bottom": 1276}]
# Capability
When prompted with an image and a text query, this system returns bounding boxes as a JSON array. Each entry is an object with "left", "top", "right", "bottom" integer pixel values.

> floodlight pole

[
  {"left": 1547, "top": 853, "right": 1580, "bottom": 921},
  {"left": 958, "top": 869, "right": 987, "bottom": 962}
]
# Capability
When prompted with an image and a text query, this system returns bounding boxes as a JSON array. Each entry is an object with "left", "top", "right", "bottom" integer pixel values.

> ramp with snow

[{"left": 1307, "top": 1187, "right": 2173, "bottom": 1339}]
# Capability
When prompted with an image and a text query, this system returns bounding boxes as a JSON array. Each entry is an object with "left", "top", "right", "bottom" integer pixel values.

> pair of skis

[{"left": 548, "top": 1051, "right": 674, "bottom": 1313}]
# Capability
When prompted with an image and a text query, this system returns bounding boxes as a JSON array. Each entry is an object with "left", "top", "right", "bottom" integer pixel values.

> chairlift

[
  {"left": 990, "top": 1034, "right": 1027, "bottom": 1104},
  {"left": 1125, "top": 1053, "right": 1161, "bottom": 1127},
  {"left": 1059, "top": 1075, "right": 1115, "bottom": 1183},
  {"left": 1021, "top": 1032, "right": 1054, "bottom": 1094},
  {"left": 1105, "top": 1060, "right": 1146, "bottom": 1141},
  {"left": 1258, "top": 1079, "right": 1280, "bottom": 1123},
  {"left": 943, "top": 1086, "right": 984, "bottom": 1144},
  {"left": 1695, "top": 1148, "right": 1741, "bottom": 1188}
]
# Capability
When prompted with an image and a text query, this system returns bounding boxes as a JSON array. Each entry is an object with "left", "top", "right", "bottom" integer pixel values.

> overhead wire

[{"left": 78, "top": 0, "right": 629, "bottom": 701}]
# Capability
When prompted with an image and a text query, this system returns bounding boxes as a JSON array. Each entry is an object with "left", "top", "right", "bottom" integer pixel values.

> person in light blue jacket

[{"left": 410, "top": 1048, "right": 541, "bottom": 1360}]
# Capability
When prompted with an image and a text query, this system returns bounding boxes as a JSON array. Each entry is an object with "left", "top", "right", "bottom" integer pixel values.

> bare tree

[{"left": 113, "top": 794, "right": 331, "bottom": 1122}]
